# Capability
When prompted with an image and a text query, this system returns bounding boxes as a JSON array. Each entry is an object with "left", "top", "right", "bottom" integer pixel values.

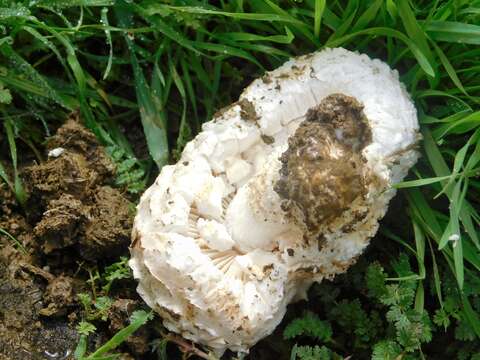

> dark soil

[
  {"left": 0, "top": 116, "right": 153, "bottom": 360},
  {"left": 0, "top": 242, "right": 78, "bottom": 360}
]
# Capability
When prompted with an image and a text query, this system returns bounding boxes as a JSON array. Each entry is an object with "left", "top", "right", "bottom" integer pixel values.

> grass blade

[
  {"left": 194, "top": 42, "right": 262, "bottom": 68},
  {"left": 100, "top": 7, "right": 113, "bottom": 80},
  {"left": 397, "top": 0, "right": 436, "bottom": 71},
  {"left": 352, "top": 0, "right": 382, "bottom": 31},
  {"left": 0, "top": 44, "right": 69, "bottom": 109},
  {"left": 35, "top": 0, "right": 115, "bottom": 6},
  {"left": 147, "top": 3, "right": 308, "bottom": 25},
  {"left": 394, "top": 175, "right": 453, "bottom": 188},
  {"left": 326, "top": 27, "right": 435, "bottom": 77},
  {"left": 461, "top": 294, "right": 480, "bottom": 338},
  {"left": 453, "top": 230, "right": 464, "bottom": 289},
  {"left": 0, "top": 227, "right": 27, "bottom": 254},
  {"left": 262, "top": 0, "right": 318, "bottom": 45},
  {"left": 431, "top": 41, "right": 467, "bottom": 96},
  {"left": 115, "top": 0, "right": 169, "bottom": 169},
  {"left": 212, "top": 26, "right": 294, "bottom": 44},
  {"left": 86, "top": 311, "right": 153, "bottom": 358},
  {"left": 169, "top": 55, "right": 189, "bottom": 156},
  {"left": 74, "top": 335, "right": 87, "bottom": 359},
  {"left": 314, "top": 0, "right": 326, "bottom": 37},
  {"left": 425, "top": 21, "right": 480, "bottom": 45},
  {"left": 0, "top": 160, "right": 13, "bottom": 190},
  {"left": 3, "top": 118, "right": 26, "bottom": 206}
]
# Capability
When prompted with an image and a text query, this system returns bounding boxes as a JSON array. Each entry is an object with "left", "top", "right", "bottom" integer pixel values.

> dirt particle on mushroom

[
  {"left": 238, "top": 98, "right": 259, "bottom": 122},
  {"left": 261, "top": 75, "right": 273, "bottom": 84},
  {"left": 261, "top": 134, "right": 275, "bottom": 144},
  {"left": 274, "top": 94, "right": 374, "bottom": 237}
]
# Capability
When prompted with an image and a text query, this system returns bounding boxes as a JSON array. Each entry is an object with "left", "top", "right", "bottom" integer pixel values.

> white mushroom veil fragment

[{"left": 129, "top": 48, "right": 420, "bottom": 355}]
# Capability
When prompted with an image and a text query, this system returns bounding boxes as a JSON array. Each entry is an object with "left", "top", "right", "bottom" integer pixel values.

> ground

[{"left": 0, "top": 119, "right": 153, "bottom": 360}]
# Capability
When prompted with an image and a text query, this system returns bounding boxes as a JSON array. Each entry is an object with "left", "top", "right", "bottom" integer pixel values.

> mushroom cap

[{"left": 130, "top": 47, "right": 420, "bottom": 355}]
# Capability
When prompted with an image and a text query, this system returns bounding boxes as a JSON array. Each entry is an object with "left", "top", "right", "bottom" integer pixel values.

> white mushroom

[{"left": 129, "top": 47, "right": 420, "bottom": 355}]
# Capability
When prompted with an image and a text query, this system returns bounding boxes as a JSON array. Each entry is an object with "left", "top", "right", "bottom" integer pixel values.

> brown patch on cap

[
  {"left": 212, "top": 102, "right": 237, "bottom": 121},
  {"left": 261, "top": 75, "right": 273, "bottom": 84},
  {"left": 262, "top": 264, "right": 274, "bottom": 276},
  {"left": 185, "top": 303, "right": 196, "bottom": 321},
  {"left": 238, "top": 98, "right": 259, "bottom": 122},
  {"left": 274, "top": 94, "right": 374, "bottom": 240},
  {"left": 159, "top": 306, "right": 181, "bottom": 321},
  {"left": 290, "top": 266, "right": 319, "bottom": 280},
  {"left": 261, "top": 134, "right": 275, "bottom": 144},
  {"left": 131, "top": 230, "right": 141, "bottom": 249}
]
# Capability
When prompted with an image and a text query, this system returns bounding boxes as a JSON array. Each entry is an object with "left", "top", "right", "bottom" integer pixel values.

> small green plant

[
  {"left": 284, "top": 312, "right": 339, "bottom": 359},
  {"left": 78, "top": 293, "right": 113, "bottom": 322},
  {"left": 74, "top": 256, "right": 136, "bottom": 357},
  {"left": 74, "top": 310, "right": 153, "bottom": 360},
  {"left": 367, "top": 256, "right": 432, "bottom": 355},
  {"left": 78, "top": 257, "right": 132, "bottom": 321},
  {"left": 75, "top": 256, "right": 139, "bottom": 360},
  {"left": 0, "top": 80, "right": 11, "bottom": 104},
  {"left": 433, "top": 274, "right": 480, "bottom": 352},
  {"left": 291, "top": 344, "right": 340, "bottom": 360},
  {"left": 106, "top": 146, "right": 147, "bottom": 194},
  {"left": 371, "top": 340, "right": 402, "bottom": 360},
  {"left": 284, "top": 311, "right": 332, "bottom": 343},
  {"left": 282, "top": 253, "right": 480, "bottom": 359},
  {"left": 101, "top": 256, "right": 131, "bottom": 294}
]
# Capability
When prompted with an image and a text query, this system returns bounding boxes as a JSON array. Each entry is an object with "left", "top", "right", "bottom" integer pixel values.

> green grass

[
  {"left": 0, "top": 0, "right": 479, "bottom": 359},
  {"left": 75, "top": 310, "right": 153, "bottom": 360}
]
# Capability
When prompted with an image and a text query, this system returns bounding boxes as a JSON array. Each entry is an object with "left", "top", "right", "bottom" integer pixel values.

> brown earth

[
  {"left": 23, "top": 116, "right": 133, "bottom": 262},
  {"left": 0, "top": 116, "right": 152, "bottom": 360}
]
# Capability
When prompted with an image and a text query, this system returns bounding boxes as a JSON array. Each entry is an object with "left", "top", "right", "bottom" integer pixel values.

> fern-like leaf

[
  {"left": 371, "top": 340, "right": 402, "bottom": 360},
  {"left": 365, "top": 262, "right": 387, "bottom": 299},
  {"left": 293, "top": 345, "right": 336, "bottom": 360},
  {"left": 284, "top": 312, "right": 332, "bottom": 342},
  {"left": 106, "top": 145, "right": 146, "bottom": 194}
]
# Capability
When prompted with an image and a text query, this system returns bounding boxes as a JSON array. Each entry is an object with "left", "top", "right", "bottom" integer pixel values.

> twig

[
  {"left": 163, "top": 333, "right": 213, "bottom": 359},
  {"left": 19, "top": 262, "right": 55, "bottom": 282}
]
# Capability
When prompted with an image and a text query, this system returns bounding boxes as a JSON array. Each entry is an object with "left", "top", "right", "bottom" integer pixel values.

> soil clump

[
  {"left": 24, "top": 115, "right": 132, "bottom": 262},
  {"left": 0, "top": 117, "right": 152, "bottom": 360}
]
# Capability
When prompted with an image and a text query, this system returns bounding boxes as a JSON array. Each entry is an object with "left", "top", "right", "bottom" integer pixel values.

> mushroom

[{"left": 129, "top": 47, "right": 420, "bottom": 355}]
